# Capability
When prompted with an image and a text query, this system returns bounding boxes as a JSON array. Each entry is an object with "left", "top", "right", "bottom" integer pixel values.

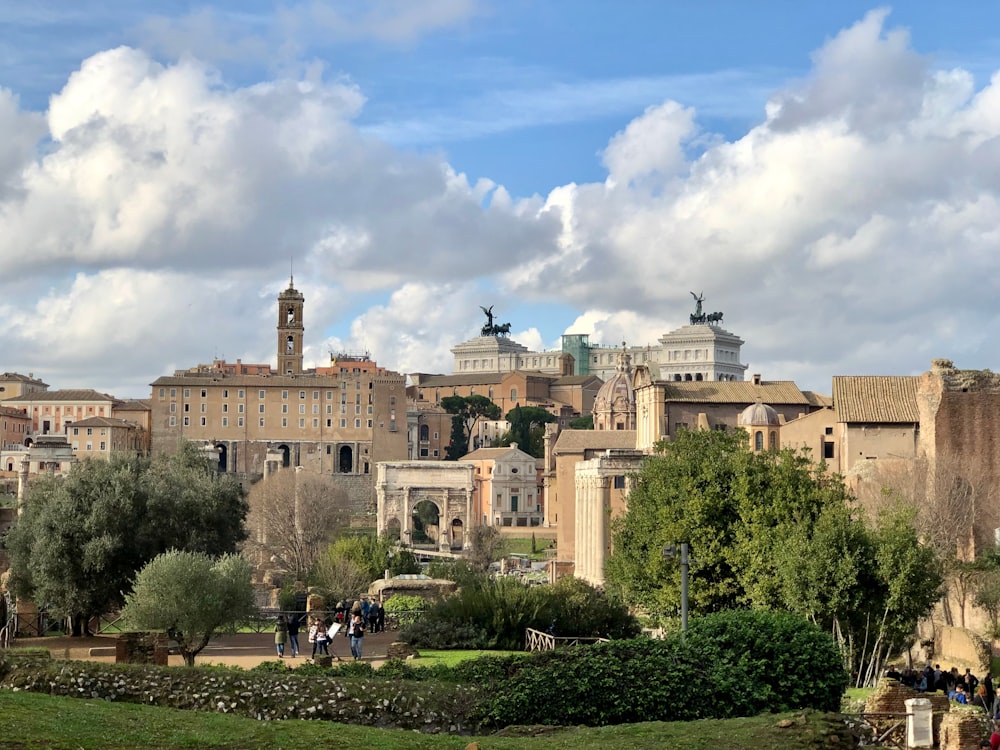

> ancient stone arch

[{"left": 375, "top": 462, "right": 475, "bottom": 553}]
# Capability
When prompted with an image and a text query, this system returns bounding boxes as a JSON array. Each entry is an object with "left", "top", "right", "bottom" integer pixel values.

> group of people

[{"left": 273, "top": 597, "right": 383, "bottom": 663}]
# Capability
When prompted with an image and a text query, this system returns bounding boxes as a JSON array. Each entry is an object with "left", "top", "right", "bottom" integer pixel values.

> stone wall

[
  {"left": 935, "top": 626, "right": 991, "bottom": 673},
  {"left": 115, "top": 632, "right": 168, "bottom": 665}
]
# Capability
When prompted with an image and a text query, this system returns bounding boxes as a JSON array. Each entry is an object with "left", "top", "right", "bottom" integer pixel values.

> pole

[{"left": 680, "top": 542, "right": 689, "bottom": 632}]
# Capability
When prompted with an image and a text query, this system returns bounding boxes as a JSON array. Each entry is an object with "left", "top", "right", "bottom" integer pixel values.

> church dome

[
  {"left": 738, "top": 402, "right": 780, "bottom": 426},
  {"left": 593, "top": 344, "right": 636, "bottom": 430}
]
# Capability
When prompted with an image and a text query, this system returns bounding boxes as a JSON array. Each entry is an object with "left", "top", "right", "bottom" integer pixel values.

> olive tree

[{"left": 122, "top": 550, "right": 255, "bottom": 666}]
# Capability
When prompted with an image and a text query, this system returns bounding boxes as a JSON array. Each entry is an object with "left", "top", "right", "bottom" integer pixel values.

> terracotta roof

[
  {"left": 5, "top": 389, "right": 117, "bottom": 403},
  {"left": 832, "top": 376, "right": 920, "bottom": 424},
  {"left": 657, "top": 381, "right": 811, "bottom": 405},
  {"left": 115, "top": 399, "right": 152, "bottom": 410},
  {"left": 151, "top": 372, "right": 403, "bottom": 387},
  {"left": 552, "top": 374, "right": 604, "bottom": 386},
  {"left": 801, "top": 391, "right": 833, "bottom": 408},
  {"left": 553, "top": 429, "right": 637, "bottom": 455},
  {"left": 0, "top": 372, "right": 48, "bottom": 385}
]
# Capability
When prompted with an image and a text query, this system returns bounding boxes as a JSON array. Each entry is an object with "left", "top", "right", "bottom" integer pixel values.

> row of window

[
  {"left": 168, "top": 416, "right": 397, "bottom": 430},
  {"left": 157, "top": 385, "right": 394, "bottom": 400}
]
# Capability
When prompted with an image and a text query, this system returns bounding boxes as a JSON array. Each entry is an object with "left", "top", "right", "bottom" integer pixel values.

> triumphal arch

[{"left": 376, "top": 461, "right": 474, "bottom": 552}]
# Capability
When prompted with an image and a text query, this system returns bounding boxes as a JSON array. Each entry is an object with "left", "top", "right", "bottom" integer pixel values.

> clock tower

[{"left": 277, "top": 277, "right": 304, "bottom": 375}]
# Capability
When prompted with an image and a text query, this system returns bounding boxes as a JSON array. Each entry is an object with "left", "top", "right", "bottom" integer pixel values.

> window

[
  {"left": 313, "top": 419, "right": 319, "bottom": 427},
  {"left": 222, "top": 403, "right": 229, "bottom": 413},
  {"left": 259, "top": 418, "right": 265, "bottom": 427},
  {"left": 754, "top": 431, "right": 763, "bottom": 451},
  {"left": 99, "top": 441, "right": 106, "bottom": 451},
  {"left": 367, "top": 419, "right": 373, "bottom": 428},
  {"left": 184, "top": 389, "right": 191, "bottom": 398},
  {"left": 183, "top": 417, "right": 190, "bottom": 426},
  {"left": 200, "top": 417, "right": 206, "bottom": 426},
  {"left": 282, "top": 418, "right": 288, "bottom": 427},
  {"left": 326, "top": 391, "right": 332, "bottom": 400},
  {"left": 170, "top": 403, "right": 176, "bottom": 413},
  {"left": 282, "top": 404, "right": 288, "bottom": 414},
  {"left": 420, "top": 448, "right": 429, "bottom": 457},
  {"left": 355, "top": 419, "right": 361, "bottom": 428},
  {"left": 222, "top": 389, "right": 229, "bottom": 398},
  {"left": 238, "top": 390, "right": 244, "bottom": 398},
  {"left": 432, "top": 450, "right": 439, "bottom": 457},
  {"left": 510, "top": 388, "right": 517, "bottom": 401},
  {"left": 222, "top": 417, "right": 228, "bottom": 427},
  {"left": 170, "top": 388, "right": 177, "bottom": 398},
  {"left": 158, "top": 388, "right": 165, "bottom": 398},
  {"left": 259, "top": 390, "right": 266, "bottom": 399},
  {"left": 326, "top": 405, "right": 332, "bottom": 414},
  {"left": 825, "top": 426, "right": 834, "bottom": 435},
  {"left": 341, "top": 419, "right": 347, "bottom": 427},
  {"left": 238, "top": 417, "right": 244, "bottom": 427},
  {"left": 823, "top": 442, "right": 835, "bottom": 459},
  {"left": 184, "top": 403, "right": 190, "bottom": 412},
  {"left": 434, "top": 431, "right": 439, "bottom": 439},
  {"left": 169, "top": 416, "right": 176, "bottom": 426},
  {"left": 341, "top": 405, "right": 346, "bottom": 414},
  {"left": 282, "top": 390, "right": 288, "bottom": 399},
  {"left": 259, "top": 404, "right": 265, "bottom": 413},
  {"left": 299, "top": 418, "right": 305, "bottom": 427},
  {"left": 420, "top": 425, "right": 429, "bottom": 441},
  {"left": 613, "top": 476, "right": 626, "bottom": 489},
  {"left": 86, "top": 442, "right": 93, "bottom": 451},
  {"left": 200, "top": 403, "right": 206, "bottom": 413},
  {"left": 201, "top": 389, "right": 207, "bottom": 398},
  {"left": 299, "top": 391, "right": 306, "bottom": 399},
  {"left": 326, "top": 419, "right": 332, "bottom": 427},
  {"left": 73, "top": 427, "right": 79, "bottom": 435},
  {"left": 313, "top": 391, "right": 319, "bottom": 399},
  {"left": 87, "top": 427, "right": 93, "bottom": 435},
  {"left": 299, "top": 405, "right": 305, "bottom": 414},
  {"left": 238, "top": 404, "right": 244, "bottom": 413},
  {"left": 312, "top": 405, "right": 319, "bottom": 414}
]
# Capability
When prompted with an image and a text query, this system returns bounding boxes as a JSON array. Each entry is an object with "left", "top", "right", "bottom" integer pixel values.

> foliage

[
  {"left": 383, "top": 594, "right": 426, "bottom": 626},
  {"left": 463, "top": 525, "right": 507, "bottom": 571},
  {"left": 568, "top": 414, "right": 594, "bottom": 430},
  {"left": 474, "top": 613, "right": 845, "bottom": 727},
  {"left": 122, "top": 550, "right": 256, "bottom": 666},
  {"left": 972, "top": 549, "right": 1000, "bottom": 639},
  {"left": 5, "top": 445, "right": 247, "bottom": 633},
  {"left": 402, "top": 574, "right": 638, "bottom": 650},
  {"left": 312, "top": 533, "right": 420, "bottom": 601},
  {"left": 494, "top": 405, "right": 557, "bottom": 457},
  {"left": 441, "top": 395, "right": 502, "bottom": 460}
]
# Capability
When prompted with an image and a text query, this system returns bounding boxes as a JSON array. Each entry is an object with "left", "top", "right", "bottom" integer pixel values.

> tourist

[
  {"left": 274, "top": 614, "right": 288, "bottom": 658},
  {"left": 308, "top": 617, "right": 322, "bottom": 659},
  {"left": 286, "top": 613, "right": 300, "bottom": 658},
  {"left": 315, "top": 619, "right": 329, "bottom": 656},
  {"left": 974, "top": 684, "right": 991, "bottom": 712},
  {"left": 348, "top": 612, "right": 365, "bottom": 660},
  {"left": 367, "top": 600, "right": 381, "bottom": 633},
  {"left": 951, "top": 684, "right": 969, "bottom": 705}
]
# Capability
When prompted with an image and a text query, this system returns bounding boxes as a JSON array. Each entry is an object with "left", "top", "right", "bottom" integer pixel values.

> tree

[
  {"left": 464, "top": 525, "right": 507, "bottom": 571},
  {"left": 495, "top": 405, "right": 557, "bottom": 457},
  {"left": 244, "top": 469, "right": 350, "bottom": 579},
  {"left": 568, "top": 414, "right": 594, "bottom": 430},
  {"left": 441, "top": 395, "right": 501, "bottom": 459},
  {"left": 5, "top": 444, "right": 247, "bottom": 635},
  {"left": 312, "top": 533, "right": 420, "bottom": 601},
  {"left": 122, "top": 550, "right": 255, "bottom": 666}
]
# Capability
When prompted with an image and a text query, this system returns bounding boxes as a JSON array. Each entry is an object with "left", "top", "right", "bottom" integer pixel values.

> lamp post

[{"left": 662, "top": 542, "right": 690, "bottom": 632}]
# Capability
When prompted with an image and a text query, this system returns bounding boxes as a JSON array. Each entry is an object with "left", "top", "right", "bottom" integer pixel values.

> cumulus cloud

[{"left": 5, "top": 9, "right": 1000, "bottom": 398}]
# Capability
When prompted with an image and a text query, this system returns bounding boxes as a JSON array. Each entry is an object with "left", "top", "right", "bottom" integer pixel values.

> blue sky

[{"left": 3, "top": 2, "right": 1000, "bottom": 396}]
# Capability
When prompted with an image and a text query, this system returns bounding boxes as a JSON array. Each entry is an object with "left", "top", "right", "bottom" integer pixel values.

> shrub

[
  {"left": 400, "top": 618, "right": 491, "bottom": 650},
  {"left": 383, "top": 594, "right": 426, "bottom": 626},
  {"left": 683, "top": 609, "right": 848, "bottom": 714}
]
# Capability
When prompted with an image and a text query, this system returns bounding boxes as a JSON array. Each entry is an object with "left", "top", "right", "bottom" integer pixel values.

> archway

[
  {"left": 385, "top": 517, "right": 401, "bottom": 541},
  {"left": 410, "top": 500, "right": 440, "bottom": 547},
  {"left": 217, "top": 443, "right": 228, "bottom": 472},
  {"left": 450, "top": 519, "right": 464, "bottom": 550},
  {"left": 277, "top": 444, "right": 291, "bottom": 468},
  {"left": 339, "top": 445, "right": 353, "bottom": 473}
]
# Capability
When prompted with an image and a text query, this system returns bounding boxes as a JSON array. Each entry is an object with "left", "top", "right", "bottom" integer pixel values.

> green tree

[
  {"left": 568, "top": 414, "right": 594, "bottom": 430},
  {"left": 313, "top": 533, "right": 420, "bottom": 600},
  {"left": 495, "top": 405, "right": 557, "bottom": 457},
  {"left": 971, "top": 549, "right": 1000, "bottom": 639},
  {"left": 5, "top": 444, "right": 247, "bottom": 635},
  {"left": 122, "top": 550, "right": 255, "bottom": 666},
  {"left": 441, "top": 395, "right": 501, "bottom": 459}
]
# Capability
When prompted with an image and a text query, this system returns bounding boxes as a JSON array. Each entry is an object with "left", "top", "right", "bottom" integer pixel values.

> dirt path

[{"left": 10, "top": 628, "right": 400, "bottom": 669}]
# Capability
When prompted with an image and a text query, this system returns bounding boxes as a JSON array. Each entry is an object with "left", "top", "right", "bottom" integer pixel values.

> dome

[
  {"left": 593, "top": 344, "right": 635, "bottom": 430},
  {"left": 738, "top": 402, "right": 780, "bottom": 426}
]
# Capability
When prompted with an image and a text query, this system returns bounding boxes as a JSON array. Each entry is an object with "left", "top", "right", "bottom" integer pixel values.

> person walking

[
  {"left": 316, "top": 619, "right": 329, "bottom": 656},
  {"left": 348, "top": 612, "right": 365, "bottom": 660},
  {"left": 308, "top": 617, "right": 320, "bottom": 659},
  {"left": 286, "top": 613, "right": 301, "bottom": 658},
  {"left": 274, "top": 614, "right": 288, "bottom": 658}
]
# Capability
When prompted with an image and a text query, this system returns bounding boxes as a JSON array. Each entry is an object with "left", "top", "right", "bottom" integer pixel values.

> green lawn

[
  {"left": 409, "top": 649, "right": 521, "bottom": 667},
  {"left": 0, "top": 690, "right": 851, "bottom": 750},
  {"left": 504, "top": 536, "right": 556, "bottom": 560}
]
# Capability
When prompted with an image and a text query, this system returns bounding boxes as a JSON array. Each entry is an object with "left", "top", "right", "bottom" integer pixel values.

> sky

[{"left": 4, "top": 1, "right": 1000, "bottom": 398}]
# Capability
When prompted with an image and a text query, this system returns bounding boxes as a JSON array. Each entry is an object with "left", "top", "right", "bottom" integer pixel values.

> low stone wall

[
  {"left": 115, "top": 632, "right": 168, "bottom": 666},
  {"left": 387, "top": 642, "right": 418, "bottom": 660},
  {"left": 939, "top": 710, "right": 990, "bottom": 750}
]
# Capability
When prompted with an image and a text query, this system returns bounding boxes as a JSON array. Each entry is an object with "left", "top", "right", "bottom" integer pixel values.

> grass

[
  {"left": 0, "top": 690, "right": 849, "bottom": 750},
  {"left": 504, "top": 536, "right": 556, "bottom": 560},
  {"left": 409, "top": 649, "right": 520, "bottom": 667},
  {"left": 844, "top": 687, "right": 874, "bottom": 702}
]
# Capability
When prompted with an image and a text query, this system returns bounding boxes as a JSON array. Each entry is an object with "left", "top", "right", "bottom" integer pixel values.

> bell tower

[{"left": 277, "top": 276, "right": 304, "bottom": 375}]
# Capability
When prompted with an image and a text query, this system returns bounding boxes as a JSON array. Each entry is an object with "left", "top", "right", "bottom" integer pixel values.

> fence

[{"left": 524, "top": 627, "right": 609, "bottom": 652}]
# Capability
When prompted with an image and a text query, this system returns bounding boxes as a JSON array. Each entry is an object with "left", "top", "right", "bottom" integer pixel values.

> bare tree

[
  {"left": 244, "top": 469, "right": 351, "bottom": 579},
  {"left": 463, "top": 525, "right": 507, "bottom": 571}
]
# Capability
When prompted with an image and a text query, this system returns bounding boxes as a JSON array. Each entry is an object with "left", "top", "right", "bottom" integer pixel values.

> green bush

[
  {"left": 383, "top": 594, "right": 426, "bottom": 626},
  {"left": 402, "top": 575, "right": 640, "bottom": 650},
  {"left": 683, "top": 609, "right": 848, "bottom": 714},
  {"left": 472, "top": 611, "right": 848, "bottom": 727}
]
